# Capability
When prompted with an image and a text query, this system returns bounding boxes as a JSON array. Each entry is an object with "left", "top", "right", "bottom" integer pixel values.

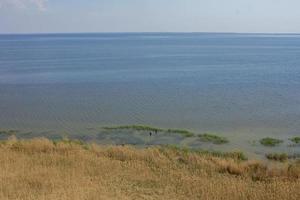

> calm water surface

[{"left": 0, "top": 33, "right": 300, "bottom": 155}]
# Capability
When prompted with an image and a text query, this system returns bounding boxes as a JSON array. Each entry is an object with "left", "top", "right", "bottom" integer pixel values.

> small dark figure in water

[{"left": 149, "top": 132, "right": 152, "bottom": 136}]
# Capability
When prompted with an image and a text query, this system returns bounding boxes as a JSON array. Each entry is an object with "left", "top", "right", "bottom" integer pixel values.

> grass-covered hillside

[{"left": 0, "top": 137, "right": 299, "bottom": 200}]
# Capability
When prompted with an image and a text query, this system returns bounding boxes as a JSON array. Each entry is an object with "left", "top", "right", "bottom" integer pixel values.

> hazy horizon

[
  {"left": 2, "top": 31, "right": 300, "bottom": 35},
  {"left": 1, "top": 0, "right": 300, "bottom": 34}
]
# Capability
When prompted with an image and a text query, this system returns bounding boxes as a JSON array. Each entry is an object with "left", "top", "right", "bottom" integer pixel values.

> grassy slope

[{"left": 0, "top": 138, "right": 300, "bottom": 200}]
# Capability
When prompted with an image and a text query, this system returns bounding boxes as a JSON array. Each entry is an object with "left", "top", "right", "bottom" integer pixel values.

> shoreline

[{"left": 1, "top": 124, "right": 300, "bottom": 161}]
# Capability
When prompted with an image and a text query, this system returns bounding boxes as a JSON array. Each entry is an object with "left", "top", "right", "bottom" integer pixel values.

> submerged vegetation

[
  {"left": 103, "top": 125, "right": 195, "bottom": 137},
  {"left": 103, "top": 125, "right": 163, "bottom": 132},
  {"left": 0, "top": 138, "right": 299, "bottom": 200},
  {"left": 102, "top": 125, "right": 231, "bottom": 142},
  {"left": 198, "top": 133, "right": 229, "bottom": 144},
  {"left": 290, "top": 137, "right": 300, "bottom": 144},
  {"left": 166, "top": 129, "right": 194, "bottom": 137},
  {"left": 260, "top": 137, "right": 283, "bottom": 147}
]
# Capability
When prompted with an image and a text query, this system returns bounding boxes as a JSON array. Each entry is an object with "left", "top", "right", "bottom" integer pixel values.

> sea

[{"left": 0, "top": 33, "right": 300, "bottom": 156}]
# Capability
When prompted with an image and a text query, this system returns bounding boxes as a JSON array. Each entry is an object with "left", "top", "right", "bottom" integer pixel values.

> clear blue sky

[{"left": 0, "top": 0, "right": 300, "bottom": 33}]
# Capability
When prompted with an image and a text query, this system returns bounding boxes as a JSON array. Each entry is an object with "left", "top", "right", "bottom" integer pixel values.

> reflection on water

[{"left": 0, "top": 33, "right": 300, "bottom": 156}]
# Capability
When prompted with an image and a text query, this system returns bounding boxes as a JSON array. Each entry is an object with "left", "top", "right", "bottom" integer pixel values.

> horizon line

[{"left": 1, "top": 31, "right": 300, "bottom": 36}]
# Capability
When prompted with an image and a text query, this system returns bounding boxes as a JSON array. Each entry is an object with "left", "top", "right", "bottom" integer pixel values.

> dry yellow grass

[{"left": 0, "top": 137, "right": 299, "bottom": 200}]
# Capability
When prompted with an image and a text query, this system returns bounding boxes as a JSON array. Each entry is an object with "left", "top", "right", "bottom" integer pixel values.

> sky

[{"left": 0, "top": 0, "right": 300, "bottom": 33}]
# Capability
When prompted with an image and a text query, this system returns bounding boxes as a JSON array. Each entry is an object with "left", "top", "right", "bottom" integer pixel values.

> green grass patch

[
  {"left": 260, "top": 137, "right": 283, "bottom": 147},
  {"left": 289, "top": 137, "right": 300, "bottom": 144},
  {"left": 161, "top": 145, "right": 246, "bottom": 161},
  {"left": 103, "top": 125, "right": 194, "bottom": 137},
  {"left": 198, "top": 133, "right": 229, "bottom": 144},
  {"left": 103, "top": 125, "right": 163, "bottom": 132},
  {"left": 0, "top": 130, "right": 18, "bottom": 135},
  {"left": 266, "top": 153, "right": 288, "bottom": 162},
  {"left": 166, "top": 129, "right": 194, "bottom": 137},
  {"left": 198, "top": 150, "right": 247, "bottom": 161}
]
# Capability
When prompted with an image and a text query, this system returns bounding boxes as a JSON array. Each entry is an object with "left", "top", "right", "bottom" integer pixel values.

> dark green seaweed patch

[
  {"left": 260, "top": 137, "right": 283, "bottom": 147},
  {"left": 289, "top": 137, "right": 300, "bottom": 144},
  {"left": 103, "top": 125, "right": 163, "bottom": 132},
  {"left": 103, "top": 125, "right": 194, "bottom": 137},
  {"left": 166, "top": 129, "right": 194, "bottom": 137},
  {"left": 198, "top": 133, "right": 229, "bottom": 144}
]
